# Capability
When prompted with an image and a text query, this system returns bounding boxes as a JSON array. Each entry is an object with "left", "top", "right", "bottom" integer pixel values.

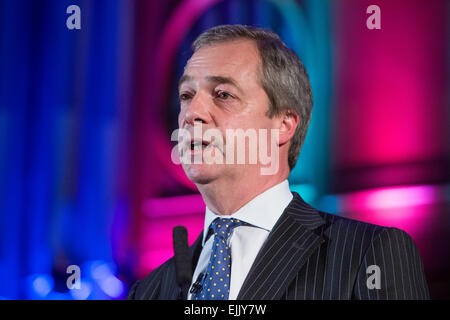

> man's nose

[{"left": 181, "top": 93, "right": 212, "bottom": 126}]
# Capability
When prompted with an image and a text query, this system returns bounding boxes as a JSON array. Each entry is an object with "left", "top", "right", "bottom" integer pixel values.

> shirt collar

[{"left": 202, "top": 180, "right": 293, "bottom": 245}]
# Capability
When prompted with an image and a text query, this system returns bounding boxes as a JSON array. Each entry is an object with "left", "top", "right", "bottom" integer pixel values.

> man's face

[{"left": 177, "top": 40, "right": 277, "bottom": 185}]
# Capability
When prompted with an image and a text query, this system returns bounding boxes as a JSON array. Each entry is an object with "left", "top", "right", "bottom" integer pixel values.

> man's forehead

[{"left": 180, "top": 40, "right": 261, "bottom": 86}]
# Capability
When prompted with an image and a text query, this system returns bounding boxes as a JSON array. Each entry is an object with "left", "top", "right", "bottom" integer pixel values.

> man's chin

[{"left": 182, "top": 163, "right": 220, "bottom": 185}]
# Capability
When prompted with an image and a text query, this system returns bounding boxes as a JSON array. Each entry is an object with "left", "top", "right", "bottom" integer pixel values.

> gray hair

[{"left": 192, "top": 24, "right": 313, "bottom": 171}]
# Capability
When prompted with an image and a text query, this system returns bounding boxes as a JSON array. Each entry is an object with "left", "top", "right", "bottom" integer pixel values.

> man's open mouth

[{"left": 190, "top": 140, "right": 210, "bottom": 151}]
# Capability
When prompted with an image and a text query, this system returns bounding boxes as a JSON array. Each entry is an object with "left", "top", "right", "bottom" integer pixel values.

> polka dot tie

[{"left": 192, "top": 217, "right": 245, "bottom": 300}]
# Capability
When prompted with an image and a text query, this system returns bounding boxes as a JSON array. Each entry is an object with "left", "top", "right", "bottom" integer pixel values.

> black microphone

[
  {"left": 190, "top": 272, "right": 204, "bottom": 295},
  {"left": 173, "top": 226, "right": 193, "bottom": 300}
]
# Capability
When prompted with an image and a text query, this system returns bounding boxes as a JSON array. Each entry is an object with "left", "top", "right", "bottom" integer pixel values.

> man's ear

[{"left": 278, "top": 110, "right": 299, "bottom": 146}]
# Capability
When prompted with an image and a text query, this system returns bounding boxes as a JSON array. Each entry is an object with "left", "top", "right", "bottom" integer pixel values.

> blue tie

[{"left": 192, "top": 217, "right": 245, "bottom": 300}]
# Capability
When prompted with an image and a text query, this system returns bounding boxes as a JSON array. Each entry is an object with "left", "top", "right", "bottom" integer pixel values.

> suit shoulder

[
  {"left": 368, "top": 225, "right": 421, "bottom": 252},
  {"left": 318, "top": 211, "right": 417, "bottom": 241},
  {"left": 316, "top": 211, "right": 422, "bottom": 259},
  {"left": 317, "top": 210, "right": 388, "bottom": 242}
]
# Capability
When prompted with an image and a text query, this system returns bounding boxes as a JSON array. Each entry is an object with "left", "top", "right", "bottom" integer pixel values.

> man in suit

[{"left": 128, "top": 25, "right": 429, "bottom": 300}]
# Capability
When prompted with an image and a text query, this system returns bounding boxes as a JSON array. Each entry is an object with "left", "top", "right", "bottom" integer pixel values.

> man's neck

[{"left": 196, "top": 175, "right": 289, "bottom": 215}]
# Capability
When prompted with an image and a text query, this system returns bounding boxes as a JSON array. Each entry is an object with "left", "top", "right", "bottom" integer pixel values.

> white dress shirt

[{"left": 188, "top": 180, "right": 293, "bottom": 300}]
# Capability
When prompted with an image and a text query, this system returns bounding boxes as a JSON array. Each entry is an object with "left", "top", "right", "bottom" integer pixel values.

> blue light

[
  {"left": 69, "top": 280, "right": 92, "bottom": 300},
  {"left": 88, "top": 260, "right": 125, "bottom": 298},
  {"left": 290, "top": 184, "right": 317, "bottom": 203},
  {"left": 89, "top": 260, "right": 111, "bottom": 280},
  {"left": 98, "top": 275, "right": 125, "bottom": 298},
  {"left": 28, "top": 274, "right": 54, "bottom": 298}
]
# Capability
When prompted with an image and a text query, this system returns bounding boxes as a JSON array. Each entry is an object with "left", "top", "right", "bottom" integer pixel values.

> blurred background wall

[{"left": 0, "top": 0, "right": 448, "bottom": 299}]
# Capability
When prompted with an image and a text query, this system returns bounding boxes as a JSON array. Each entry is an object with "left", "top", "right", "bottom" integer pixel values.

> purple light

[
  {"left": 340, "top": 185, "right": 439, "bottom": 212},
  {"left": 139, "top": 194, "right": 205, "bottom": 275},
  {"left": 141, "top": 249, "right": 175, "bottom": 271},
  {"left": 142, "top": 194, "right": 204, "bottom": 217},
  {"left": 338, "top": 184, "right": 445, "bottom": 236}
]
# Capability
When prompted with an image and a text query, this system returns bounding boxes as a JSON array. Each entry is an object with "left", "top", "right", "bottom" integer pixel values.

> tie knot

[{"left": 210, "top": 218, "right": 245, "bottom": 239}]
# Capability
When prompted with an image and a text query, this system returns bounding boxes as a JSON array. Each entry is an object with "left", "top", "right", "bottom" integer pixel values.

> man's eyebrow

[
  {"left": 178, "top": 74, "right": 243, "bottom": 94},
  {"left": 178, "top": 74, "right": 192, "bottom": 91}
]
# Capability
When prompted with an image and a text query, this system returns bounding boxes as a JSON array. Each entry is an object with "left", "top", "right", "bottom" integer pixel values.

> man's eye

[
  {"left": 216, "top": 91, "right": 233, "bottom": 100},
  {"left": 179, "top": 93, "right": 191, "bottom": 101}
]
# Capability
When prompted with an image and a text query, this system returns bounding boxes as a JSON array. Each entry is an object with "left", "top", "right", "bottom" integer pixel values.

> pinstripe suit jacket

[{"left": 128, "top": 192, "right": 429, "bottom": 300}]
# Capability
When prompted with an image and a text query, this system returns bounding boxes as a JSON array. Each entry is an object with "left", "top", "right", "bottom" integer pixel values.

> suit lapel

[{"left": 237, "top": 192, "right": 326, "bottom": 300}]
